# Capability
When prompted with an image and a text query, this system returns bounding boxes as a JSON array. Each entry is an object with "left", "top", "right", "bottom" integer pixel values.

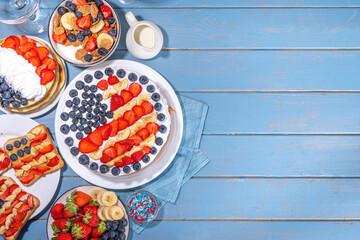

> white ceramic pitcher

[{"left": 125, "top": 11, "right": 164, "bottom": 60}]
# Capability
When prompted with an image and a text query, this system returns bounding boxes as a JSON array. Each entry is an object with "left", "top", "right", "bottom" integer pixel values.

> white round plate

[
  {"left": 55, "top": 60, "right": 183, "bottom": 189},
  {"left": 0, "top": 115, "right": 61, "bottom": 218},
  {"left": 47, "top": 185, "right": 129, "bottom": 240},
  {"left": 0, "top": 37, "right": 67, "bottom": 119}
]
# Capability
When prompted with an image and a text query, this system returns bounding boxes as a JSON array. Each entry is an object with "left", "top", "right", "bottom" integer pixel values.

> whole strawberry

[
  {"left": 71, "top": 222, "right": 92, "bottom": 239},
  {"left": 83, "top": 202, "right": 98, "bottom": 216},
  {"left": 63, "top": 202, "right": 78, "bottom": 218},
  {"left": 51, "top": 203, "right": 64, "bottom": 220},
  {"left": 91, "top": 221, "right": 107, "bottom": 238},
  {"left": 72, "top": 190, "right": 91, "bottom": 207},
  {"left": 72, "top": 209, "right": 85, "bottom": 223},
  {"left": 56, "top": 232, "right": 73, "bottom": 240},
  {"left": 83, "top": 212, "right": 99, "bottom": 227},
  {"left": 52, "top": 218, "right": 71, "bottom": 234}
]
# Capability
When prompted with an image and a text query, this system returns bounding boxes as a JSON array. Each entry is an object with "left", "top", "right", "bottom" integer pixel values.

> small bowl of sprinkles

[{"left": 127, "top": 190, "right": 159, "bottom": 224}]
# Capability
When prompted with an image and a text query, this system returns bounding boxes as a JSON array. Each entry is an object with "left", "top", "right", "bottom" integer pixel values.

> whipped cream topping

[{"left": 0, "top": 48, "right": 46, "bottom": 101}]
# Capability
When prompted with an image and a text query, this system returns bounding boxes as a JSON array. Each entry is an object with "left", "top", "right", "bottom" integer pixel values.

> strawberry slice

[
  {"left": 114, "top": 142, "right": 127, "bottom": 156},
  {"left": 9, "top": 184, "right": 19, "bottom": 194},
  {"left": 119, "top": 139, "right": 135, "bottom": 151},
  {"left": 128, "top": 134, "right": 142, "bottom": 146},
  {"left": 36, "top": 64, "right": 47, "bottom": 76},
  {"left": 12, "top": 162, "right": 25, "bottom": 170},
  {"left": 122, "top": 156, "right": 133, "bottom": 165},
  {"left": 35, "top": 46, "right": 49, "bottom": 60},
  {"left": 30, "top": 141, "right": 42, "bottom": 148},
  {"left": 0, "top": 149, "right": 3, "bottom": 154},
  {"left": 87, "top": 129, "right": 103, "bottom": 147},
  {"left": 109, "top": 120, "right": 118, "bottom": 137},
  {"left": 36, "top": 165, "right": 50, "bottom": 173},
  {"left": 27, "top": 195, "right": 34, "bottom": 208},
  {"left": 72, "top": 0, "right": 87, "bottom": 6},
  {"left": 21, "top": 156, "right": 33, "bottom": 164},
  {"left": 118, "top": 119, "right": 129, "bottom": 131},
  {"left": 40, "top": 69, "right": 55, "bottom": 85},
  {"left": 52, "top": 33, "right": 67, "bottom": 44},
  {"left": 96, "top": 79, "right": 108, "bottom": 91},
  {"left": 39, "top": 144, "right": 53, "bottom": 154},
  {"left": 137, "top": 128, "right": 150, "bottom": 140},
  {"left": 114, "top": 159, "right": 125, "bottom": 168},
  {"left": 129, "top": 83, "right": 142, "bottom": 97},
  {"left": 33, "top": 132, "right": 47, "bottom": 141},
  {"left": 3, "top": 200, "right": 19, "bottom": 215},
  {"left": 34, "top": 153, "right": 43, "bottom": 161},
  {"left": 76, "top": 15, "right": 92, "bottom": 30},
  {"left": 1, "top": 37, "right": 17, "bottom": 50},
  {"left": 0, "top": 179, "right": 6, "bottom": 186},
  {"left": 78, "top": 138, "right": 99, "bottom": 153},
  {"left": 17, "top": 203, "right": 30, "bottom": 213},
  {"left": 41, "top": 57, "right": 57, "bottom": 70},
  {"left": 131, "top": 150, "right": 145, "bottom": 162},
  {"left": 123, "top": 111, "right": 137, "bottom": 125},
  {"left": 19, "top": 174, "right": 35, "bottom": 184},
  {"left": 85, "top": 36, "right": 97, "bottom": 51},
  {"left": 28, "top": 56, "right": 41, "bottom": 67},
  {"left": 146, "top": 122, "right": 159, "bottom": 135},
  {"left": 0, "top": 215, "right": 7, "bottom": 227},
  {"left": 47, "top": 156, "right": 60, "bottom": 167},
  {"left": 12, "top": 212, "right": 27, "bottom": 222},
  {"left": 99, "top": 125, "right": 112, "bottom": 141},
  {"left": 110, "top": 94, "right": 124, "bottom": 111},
  {"left": 100, "top": 146, "right": 117, "bottom": 163},
  {"left": 0, "top": 157, "right": 10, "bottom": 170},
  {"left": 120, "top": 90, "right": 133, "bottom": 104},
  {"left": 143, "top": 146, "right": 151, "bottom": 154},
  {"left": 108, "top": 76, "right": 119, "bottom": 85},
  {"left": 101, "top": 26, "right": 111, "bottom": 32},
  {"left": 0, "top": 188, "right": 10, "bottom": 201},
  {"left": 29, "top": 168, "right": 44, "bottom": 176},
  {"left": 4, "top": 227, "right": 19, "bottom": 237},
  {"left": 9, "top": 36, "right": 20, "bottom": 46},
  {"left": 20, "top": 35, "right": 27, "bottom": 45},
  {"left": 100, "top": 5, "right": 112, "bottom": 20},
  {"left": 9, "top": 221, "right": 23, "bottom": 229},
  {"left": 141, "top": 101, "right": 154, "bottom": 115},
  {"left": 23, "top": 48, "right": 38, "bottom": 60},
  {"left": 15, "top": 191, "right": 26, "bottom": 201},
  {"left": 133, "top": 105, "right": 145, "bottom": 119},
  {"left": 19, "top": 42, "right": 36, "bottom": 53}
]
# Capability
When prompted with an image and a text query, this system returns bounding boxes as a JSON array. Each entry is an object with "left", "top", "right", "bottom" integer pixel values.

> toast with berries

[
  {"left": 0, "top": 149, "right": 11, "bottom": 176},
  {"left": 3, "top": 125, "right": 64, "bottom": 186},
  {"left": 0, "top": 176, "right": 40, "bottom": 240}
]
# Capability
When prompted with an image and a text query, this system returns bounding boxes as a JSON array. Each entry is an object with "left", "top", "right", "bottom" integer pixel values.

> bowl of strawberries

[
  {"left": 48, "top": 0, "right": 120, "bottom": 67},
  {"left": 47, "top": 186, "right": 129, "bottom": 240}
]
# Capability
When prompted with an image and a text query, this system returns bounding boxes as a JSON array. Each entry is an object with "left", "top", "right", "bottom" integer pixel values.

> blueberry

[
  {"left": 93, "top": 121, "right": 100, "bottom": 128},
  {"left": 101, "top": 104, "right": 107, "bottom": 110},
  {"left": 84, "top": 85, "right": 90, "bottom": 92},
  {"left": 98, "top": 47, "right": 107, "bottom": 56},
  {"left": 86, "top": 112, "right": 93, "bottom": 120},
  {"left": 10, "top": 154, "right": 17, "bottom": 161},
  {"left": 82, "top": 92, "right": 89, "bottom": 100},
  {"left": 12, "top": 101, "right": 20, "bottom": 108},
  {"left": 78, "top": 125, "right": 85, "bottom": 131},
  {"left": 80, "top": 118, "right": 87, "bottom": 125},
  {"left": 109, "top": 230, "right": 116, "bottom": 238},
  {"left": 120, "top": 218, "right": 128, "bottom": 227},
  {"left": 5, "top": 144, "right": 12, "bottom": 151},
  {"left": 65, "top": 1, "right": 72, "bottom": 8},
  {"left": 128, "top": 73, "right": 137, "bottom": 82},
  {"left": 9, "top": 89, "right": 14, "bottom": 95},
  {"left": 142, "top": 155, "right": 150, "bottom": 163},
  {"left": 60, "top": 124, "right": 70, "bottom": 134},
  {"left": 66, "top": 100, "right": 73, "bottom": 108},
  {"left": 68, "top": 33, "right": 76, "bottom": 42},
  {"left": 88, "top": 99, "right": 95, "bottom": 106},
  {"left": 73, "top": 106, "right": 79, "bottom": 113},
  {"left": 69, "top": 89, "right": 78, "bottom": 98},
  {"left": 84, "top": 127, "right": 92, "bottom": 134},
  {"left": 122, "top": 165, "right": 131, "bottom": 174},
  {"left": 70, "top": 147, "right": 79, "bottom": 156},
  {"left": 84, "top": 54, "right": 93, "bottom": 62},
  {"left": 65, "top": 137, "right": 74, "bottom": 146},
  {"left": 73, "top": 97, "right": 81, "bottom": 105},
  {"left": 1, "top": 100, "right": 9, "bottom": 108},
  {"left": 79, "top": 155, "right": 89, "bottom": 165},
  {"left": 84, "top": 74, "right": 93, "bottom": 83},
  {"left": 1, "top": 82, "right": 9, "bottom": 91},
  {"left": 139, "top": 75, "right": 149, "bottom": 84},
  {"left": 105, "top": 68, "right": 114, "bottom": 76},
  {"left": 24, "top": 146, "right": 30, "bottom": 154},
  {"left": 107, "top": 17, "right": 115, "bottom": 24},
  {"left": 116, "top": 69, "right": 126, "bottom": 78},
  {"left": 150, "top": 147, "right": 157, "bottom": 154},
  {"left": 82, "top": 30, "right": 90, "bottom": 38},
  {"left": 58, "top": 6, "right": 67, "bottom": 15},
  {"left": 102, "top": 232, "right": 110, "bottom": 240},
  {"left": 87, "top": 121, "right": 93, "bottom": 127},
  {"left": 154, "top": 102, "right": 162, "bottom": 111},
  {"left": 109, "top": 29, "right": 117, "bottom": 36},
  {"left": 86, "top": 106, "right": 93, "bottom": 113},
  {"left": 75, "top": 132, "right": 83, "bottom": 140},
  {"left": 119, "top": 233, "right": 126, "bottom": 240},
  {"left": 20, "top": 138, "right": 27, "bottom": 145},
  {"left": 70, "top": 124, "right": 77, "bottom": 132},
  {"left": 95, "top": 0, "right": 103, "bottom": 7},
  {"left": 100, "top": 117, "right": 107, "bottom": 124},
  {"left": 98, "top": 12, "right": 104, "bottom": 20},
  {"left": 15, "top": 91, "right": 21, "bottom": 99},
  {"left": 156, "top": 137, "right": 163, "bottom": 146},
  {"left": 68, "top": 3, "right": 76, "bottom": 11},
  {"left": 76, "top": 32, "right": 85, "bottom": 41},
  {"left": 79, "top": 106, "right": 86, "bottom": 113},
  {"left": 131, "top": 162, "right": 140, "bottom": 171},
  {"left": 118, "top": 226, "right": 125, "bottom": 233},
  {"left": 8, "top": 97, "right": 14, "bottom": 103},
  {"left": 20, "top": 98, "right": 28, "bottom": 106},
  {"left": 94, "top": 71, "right": 103, "bottom": 79},
  {"left": 89, "top": 93, "right": 95, "bottom": 99},
  {"left": 152, "top": 93, "right": 160, "bottom": 102},
  {"left": 95, "top": 93, "right": 102, "bottom": 102},
  {"left": 99, "top": 111, "right": 106, "bottom": 117},
  {"left": 75, "top": 11, "right": 82, "bottom": 18},
  {"left": 60, "top": 112, "right": 69, "bottom": 121},
  {"left": 0, "top": 77, "right": 3, "bottom": 84},
  {"left": 100, "top": 164, "right": 109, "bottom": 173},
  {"left": 91, "top": 17, "right": 98, "bottom": 22},
  {"left": 16, "top": 150, "right": 23, "bottom": 157},
  {"left": 93, "top": 108, "right": 100, "bottom": 115},
  {"left": 90, "top": 85, "right": 97, "bottom": 93},
  {"left": 90, "top": 162, "right": 98, "bottom": 170},
  {"left": 69, "top": 111, "right": 76, "bottom": 118},
  {"left": 157, "top": 113, "right": 165, "bottom": 121},
  {"left": 111, "top": 167, "right": 120, "bottom": 176},
  {"left": 159, "top": 125, "right": 167, "bottom": 133},
  {"left": 14, "top": 141, "right": 20, "bottom": 148},
  {"left": 147, "top": 85, "right": 155, "bottom": 93},
  {"left": 106, "top": 111, "right": 113, "bottom": 118},
  {"left": 3, "top": 91, "right": 11, "bottom": 99}
]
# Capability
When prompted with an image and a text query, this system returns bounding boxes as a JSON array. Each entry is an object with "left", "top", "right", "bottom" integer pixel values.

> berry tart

[
  {"left": 3, "top": 125, "right": 64, "bottom": 186},
  {"left": 0, "top": 35, "right": 66, "bottom": 115},
  {"left": 57, "top": 64, "right": 171, "bottom": 177},
  {"left": 0, "top": 176, "right": 40, "bottom": 240},
  {"left": 49, "top": 0, "right": 120, "bottom": 65}
]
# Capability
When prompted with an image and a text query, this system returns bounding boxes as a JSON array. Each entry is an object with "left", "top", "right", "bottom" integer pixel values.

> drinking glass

[
  {"left": 0, "top": 0, "right": 49, "bottom": 34},
  {"left": 119, "top": 0, "right": 139, "bottom": 5}
]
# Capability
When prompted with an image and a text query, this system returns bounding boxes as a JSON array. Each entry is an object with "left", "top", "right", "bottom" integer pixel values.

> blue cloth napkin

[{"left": 116, "top": 95, "right": 209, "bottom": 234}]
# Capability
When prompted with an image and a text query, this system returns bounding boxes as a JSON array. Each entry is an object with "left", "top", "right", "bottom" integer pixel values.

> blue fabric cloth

[{"left": 116, "top": 95, "right": 209, "bottom": 234}]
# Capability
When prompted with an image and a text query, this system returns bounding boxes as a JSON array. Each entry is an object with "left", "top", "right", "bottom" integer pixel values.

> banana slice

[
  {"left": 60, "top": 12, "right": 76, "bottom": 30},
  {"left": 90, "top": 188, "right": 103, "bottom": 200},
  {"left": 109, "top": 206, "right": 125, "bottom": 220},
  {"left": 103, "top": 206, "right": 114, "bottom": 220},
  {"left": 96, "top": 190, "right": 107, "bottom": 206},
  {"left": 97, "top": 206, "right": 107, "bottom": 221},
  {"left": 97, "top": 33, "right": 114, "bottom": 49},
  {"left": 101, "top": 191, "right": 118, "bottom": 207},
  {"left": 90, "top": 19, "right": 105, "bottom": 33}
]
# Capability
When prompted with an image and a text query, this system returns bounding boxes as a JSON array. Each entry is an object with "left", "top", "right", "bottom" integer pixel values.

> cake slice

[
  {"left": 4, "top": 125, "right": 64, "bottom": 186},
  {"left": 0, "top": 176, "right": 40, "bottom": 240},
  {"left": 0, "top": 149, "right": 11, "bottom": 175}
]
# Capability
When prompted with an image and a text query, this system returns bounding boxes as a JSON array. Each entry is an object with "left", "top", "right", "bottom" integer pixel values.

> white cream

[
  {"left": 57, "top": 44, "right": 82, "bottom": 64},
  {"left": 0, "top": 48, "right": 46, "bottom": 101}
]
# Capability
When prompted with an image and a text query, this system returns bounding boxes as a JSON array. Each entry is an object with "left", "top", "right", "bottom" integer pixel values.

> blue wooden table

[{"left": 2, "top": 0, "right": 360, "bottom": 239}]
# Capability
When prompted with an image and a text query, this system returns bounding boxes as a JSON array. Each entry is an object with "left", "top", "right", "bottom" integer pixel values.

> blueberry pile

[
  {"left": 0, "top": 76, "right": 28, "bottom": 109},
  {"left": 6, "top": 138, "right": 29, "bottom": 161},
  {"left": 103, "top": 218, "right": 128, "bottom": 240}
]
